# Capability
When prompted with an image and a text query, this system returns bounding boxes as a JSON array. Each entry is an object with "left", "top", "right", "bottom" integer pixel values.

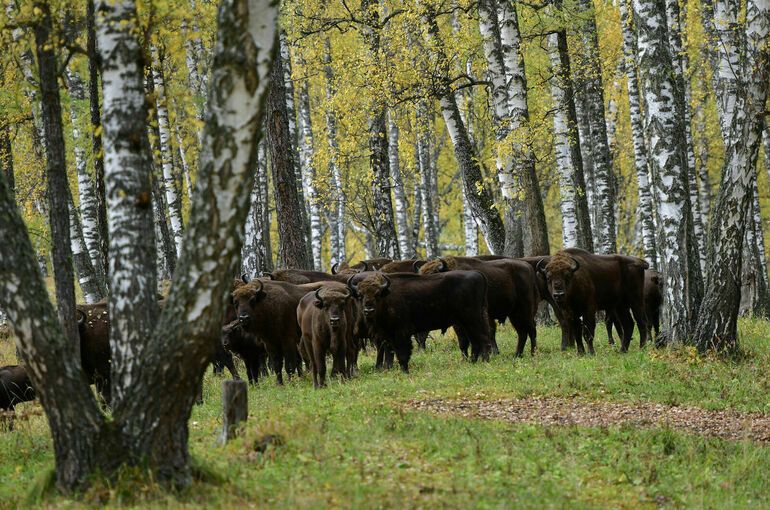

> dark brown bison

[
  {"left": 0, "top": 365, "right": 35, "bottom": 411},
  {"left": 220, "top": 319, "right": 268, "bottom": 384},
  {"left": 297, "top": 284, "right": 358, "bottom": 388},
  {"left": 380, "top": 259, "right": 426, "bottom": 273},
  {"left": 0, "top": 365, "right": 35, "bottom": 431},
  {"left": 350, "top": 258, "right": 393, "bottom": 271},
  {"left": 348, "top": 271, "right": 491, "bottom": 371},
  {"left": 420, "top": 256, "right": 539, "bottom": 357},
  {"left": 607, "top": 269, "right": 662, "bottom": 344},
  {"left": 537, "top": 248, "right": 648, "bottom": 354},
  {"left": 265, "top": 268, "right": 354, "bottom": 285},
  {"left": 230, "top": 279, "right": 324, "bottom": 384}
]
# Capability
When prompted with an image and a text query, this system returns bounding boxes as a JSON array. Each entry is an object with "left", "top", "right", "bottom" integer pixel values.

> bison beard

[{"left": 348, "top": 271, "right": 492, "bottom": 371}]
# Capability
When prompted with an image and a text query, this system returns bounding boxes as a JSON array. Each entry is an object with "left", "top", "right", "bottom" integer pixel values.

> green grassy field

[{"left": 1, "top": 320, "right": 768, "bottom": 509}]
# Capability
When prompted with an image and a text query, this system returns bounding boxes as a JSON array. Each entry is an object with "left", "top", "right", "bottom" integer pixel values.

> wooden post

[{"left": 219, "top": 379, "right": 248, "bottom": 444}]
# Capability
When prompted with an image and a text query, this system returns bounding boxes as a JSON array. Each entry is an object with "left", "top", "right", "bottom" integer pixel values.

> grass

[{"left": 0, "top": 319, "right": 768, "bottom": 509}]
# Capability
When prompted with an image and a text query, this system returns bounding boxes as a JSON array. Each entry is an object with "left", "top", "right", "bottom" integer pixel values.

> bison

[
  {"left": 419, "top": 256, "right": 539, "bottom": 357},
  {"left": 297, "top": 284, "right": 358, "bottom": 388},
  {"left": 351, "top": 258, "right": 393, "bottom": 271},
  {"left": 347, "top": 271, "right": 491, "bottom": 372},
  {"left": 264, "top": 268, "right": 354, "bottom": 285},
  {"left": 230, "top": 279, "right": 325, "bottom": 384},
  {"left": 537, "top": 248, "right": 648, "bottom": 354},
  {"left": 380, "top": 259, "right": 426, "bottom": 273},
  {"left": 220, "top": 319, "right": 268, "bottom": 384},
  {"left": 607, "top": 269, "right": 662, "bottom": 344},
  {"left": 0, "top": 365, "right": 35, "bottom": 431}
]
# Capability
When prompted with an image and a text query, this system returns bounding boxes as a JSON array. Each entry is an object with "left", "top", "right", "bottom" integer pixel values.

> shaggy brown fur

[{"left": 418, "top": 257, "right": 458, "bottom": 275}]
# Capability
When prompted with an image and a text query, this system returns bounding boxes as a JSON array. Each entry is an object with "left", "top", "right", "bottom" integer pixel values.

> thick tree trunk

[
  {"left": 296, "top": 57, "right": 323, "bottom": 270},
  {"left": 693, "top": 0, "right": 769, "bottom": 351},
  {"left": 87, "top": 0, "right": 110, "bottom": 281},
  {"left": 574, "top": 0, "right": 616, "bottom": 253},
  {"left": 34, "top": 0, "right": 79, "bottom": 345},
  {"left": 634, "top": 0, "right": 704, "bottom": 343},
  {"left": 151, "top": 49, "right": 185, "bottom": 258},
  {"left": 1, "top": 123, "right": 13, "bottom": 199},
  {"left": 268, "top": 43, "right": 312, "bottom": 270},
  {"left": 620, "top": 0, "right": 657, "bottom": 265},
  {"left": 323, "top": 38, "right": 346, "bottom": 266}
]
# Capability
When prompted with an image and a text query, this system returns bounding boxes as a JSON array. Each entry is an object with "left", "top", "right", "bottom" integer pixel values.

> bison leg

[
  {"left": 572, "top": 318, "right": 586, "bottom": 355},
  {"left": 394, "top": 337, "right": 413, "bottom": 373},
  {"left": 267, "top": 348, "right": 284, "bottom": 385},
  {"left": 617, "top": 308, "right": 635, "bottom": 353},
  {"left": 313, "top": 341, "right": 327, "bottom": 388},
  {"left": 453, "top": 325, "right": 470, "bottom": 359},
  {"left": 489, "top": 320, "right": 500, "bottom": 356},
  {"left": 414, "top": 332, "right": 428, "bottom": 350},
  {"left": 630, "top": 305, "right": 649, "bottom": 349},
  {"left": 583, "top": 315, "right": 596, "bottom": 355},
  {"left": 245, "top": 358, "right": 261, "bottom": 385}
]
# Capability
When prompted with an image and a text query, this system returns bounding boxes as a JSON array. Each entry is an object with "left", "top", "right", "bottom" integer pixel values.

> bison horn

[
  {"left": 76, "top": 309, "right": 86, "bottom": 326},
  {"left": 346, "top": 274, "right": 359, "bottom": 296},
  {"left": 361, "top": 261, "right": 370, "bottom": 272},
  {"left": 412, "top": 260, "right": 426, "bottom": 273},
  {"left": 262, "top": 271, "right": 273, "bottom": 280},
  {"left": 439, "top": 258, "right": 448, "bottom": 272},
  {"left": 241, "top": 273, "right": 251, "bottom": 284},
  {"left": 314, "top": 288, "right": 324, "bottom": 307},
  {"left": 254, "top": 279, "right": 264, "bottom": 295},
  {"left": 569, "top": 257, "right": 580, "bottom": 273},
  {"left": 379, "top": 273, "right": 391, "bottom": 291},
  {"left": 331, "top": 262, "right": 339, "bottom": 274},
  {"left": 536, "top": 258, "right": 548, "bottom": 275}
]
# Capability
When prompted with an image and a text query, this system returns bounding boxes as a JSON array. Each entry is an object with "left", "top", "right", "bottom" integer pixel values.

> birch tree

[
  {"left": 417, "top": 100, "right": 440, "bottom": 257},
  {"left": 633, "top": 0, "right": 703, "bottom": 342},
  {"left": 243, "top": 140, "right": 273, "bottom": 276},
  {"left": 574, "top": 0, "right": 617, "bottom": 253},
  {"left": 68, "top": 193, "right": 105, "bottom": 303},
  {"left": 389, "top": 110, "right": 413, "bottom": 258},
  {"left": 619, "top": 0, "right": 657, "bottom": 264},
  {"left": 0, "top": 0, "right": 278, "bottom": 491},
  {"left": 323, "top": 38, "right": 346, "bottom": 266},
  {"left": 693, "top": 0, "right": 770, "bottom": 352}
]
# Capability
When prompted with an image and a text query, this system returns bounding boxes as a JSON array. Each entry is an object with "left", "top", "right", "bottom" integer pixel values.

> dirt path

[{"left": 407, "top": 396, "right": 770, "bottom": 443}]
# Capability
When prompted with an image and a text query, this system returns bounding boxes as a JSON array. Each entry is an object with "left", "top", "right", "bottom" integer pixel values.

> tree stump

[{"left": 218, "top": 379, "right": 248, "bottom": 444}]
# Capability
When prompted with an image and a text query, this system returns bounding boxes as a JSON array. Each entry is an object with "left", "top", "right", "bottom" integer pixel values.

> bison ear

[{"left": 313, "top": 299, "right": 324, "bottom": 309}]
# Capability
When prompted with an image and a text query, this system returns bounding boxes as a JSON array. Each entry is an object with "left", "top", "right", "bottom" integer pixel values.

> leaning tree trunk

[
  {"left": 1, "top": 121, "right": 14, "bottom": 201},
  {"left": 620, "top": 0, "right": 657, "bottom": 265},
  {"left": 87, "top": 0, "right": 110, "bottom": 280},
  {"left": 296, "top": 55, "right": 323, "bottom": 270},
  {"left": 323, "top": 38, "right": 346, "bottom": 266},
  {"left": 420, "top": 3, "right": 506, "bottom": 254},
  {"left": 268, "top": 42, "right": 312, "bottom": 270},
  {"left": 634, "top": 0, "right": 704, "bottom": 344},
  {"left": 151, "top": 49, "right": 185, "bottom": 258},
  {"left": 34, "top": 0, "right": 78, "bottom": 345},
  {"left": 693, "top": 0, "right": 770, "bottom": 352},
  {"left": 573, "top": 0, "right": 616, "bottom": 253}
]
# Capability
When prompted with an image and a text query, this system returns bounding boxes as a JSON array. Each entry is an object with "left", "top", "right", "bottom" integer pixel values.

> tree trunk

[
  {"left": 242, "top": 139, "right": 273, "bottom": 276},
  {"left": 388, "top": 111, "right": 412, "bottom": 258},
  {"left": 416, "top": 102, "right": 440, "bottom": 258},
  {"left": 68, "top": 194, "right": 105, "bottom": 303},
  {"left": 619, "top": 0, "right": 657, "bottom": 265},
  {"left": 1, "top": 123, "right": 13, "bottom": 199},
  {"left": 323, "top": 38, "right": 346, "bottom": 266},
  {"left": 267, "top": 42, "right": 312, "bottom": 270},
  {"left": 87, "top": 0, "right": 110, "bottom": 281},
  {"left": 693, "top": 0, "right": 769, "bottom": 352},
  {"left": 66, "top": 68, "right": 108, "bottom": 289},
  {"left": 151, "top": 49, "right": 185, "bottom": 258},
  {"left": 296, "top": 55, "right": 323, "bottom": 270},
  {"left": 634, "top": 0, "right": 704, "bottom": 344},
  {"left": 34, "top": 0, "right": 79, "bottom": 345},
  {"left": 573, "top": 0, "right": 616, "bottom": 253}
]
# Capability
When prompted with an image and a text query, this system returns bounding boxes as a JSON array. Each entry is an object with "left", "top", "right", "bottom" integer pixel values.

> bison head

[
  {"left": 221, "top": 319, "right": 252, "bottom": 353},
  {"left": 347, "top": 273, "right": 390, "bottom": 320},
  {"left": 314, "top": 287, "right": 352, "bottom": 331},
  {"left": 537, "top": 252, "right": 580, "bottom": 304},
  {"left": 231, "top": 279, "right": 265, "bottom": 324}
]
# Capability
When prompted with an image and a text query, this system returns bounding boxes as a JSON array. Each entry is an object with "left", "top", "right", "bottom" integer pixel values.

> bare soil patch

[{"left": 407, "top": 396, "right": 770, "bottom": 443}]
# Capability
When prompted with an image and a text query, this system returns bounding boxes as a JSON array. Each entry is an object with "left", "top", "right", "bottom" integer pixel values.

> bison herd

[{"left": 1, "top": 248, "right": 663, "bottom": 420}]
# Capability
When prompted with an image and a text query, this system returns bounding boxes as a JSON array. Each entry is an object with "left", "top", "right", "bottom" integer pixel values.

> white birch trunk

[
  {"left": 634, "top": 0, "right": 703, "bottom": 343},
  {"left": 68, "top": 195, "right": 104, "bottom": 304},
  {"left": 388, "top": 111, "right": 412, "bottom": 258},
  {"left": 152, "top": 49, "right": 185, "bottom": 258},
  {"left": 620, "top": 0, "right": 657, "bottom": 265},
  {"left": 323, "top": 38, "right": 346, "bottom": 265},
  {"left": 417, "top": 102, "right": 440, "bottom": 258}
]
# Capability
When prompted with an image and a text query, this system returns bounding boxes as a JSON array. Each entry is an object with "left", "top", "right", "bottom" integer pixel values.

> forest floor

[{"left": 0, "top": 319, "right": 769, "bottom": 509}]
